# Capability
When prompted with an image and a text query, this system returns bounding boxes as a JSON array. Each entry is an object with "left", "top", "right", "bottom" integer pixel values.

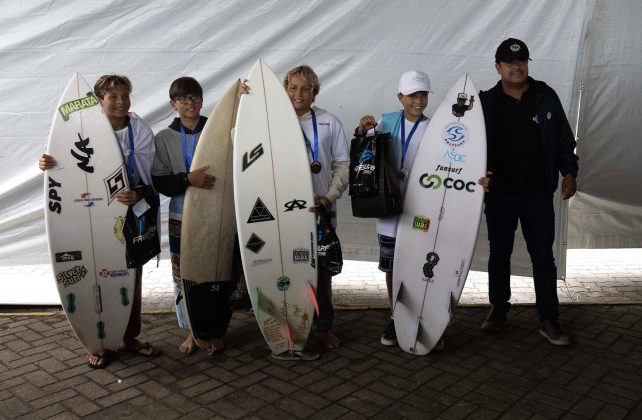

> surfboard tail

[{"left": 307, "top": 281, "right": 319, "bottom": 316}]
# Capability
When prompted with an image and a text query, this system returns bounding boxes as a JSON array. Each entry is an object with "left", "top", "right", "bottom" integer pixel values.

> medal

[
  {"left": 399, "top": 114, "right": 424, "bottom": 183},
  {"left": 398, "top": 167, "right": 409, "bottom": 183},
  {"left": 302, "top": 109, "right": 321, "bottom": 175}
]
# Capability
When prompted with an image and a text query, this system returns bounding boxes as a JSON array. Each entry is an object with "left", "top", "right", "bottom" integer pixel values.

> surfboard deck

[
  {"left": 45, "top": 73, "right": 135, "bottom": 355},
  {"left": 392, "top": 74, "right": 486, "bottom": 355},
  {"left": 180, "top": 79, "right": 240, "bottom": 349},
  {"left": 233, "top": 59, "right": 317, "bottom": 355}
]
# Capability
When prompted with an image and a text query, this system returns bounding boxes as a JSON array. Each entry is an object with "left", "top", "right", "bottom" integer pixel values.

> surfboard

[
  {"left": 233, "top": 60, "right": 318, "bottom": 355},
  {"left": 45, "top": 73, "right": 135, "bottom": 355},
  {"left": 180, "top": 79, "right": 240, "bottom": 349},
  {"left": 392, "top": 74, "right": 486, "bottom": 355}
]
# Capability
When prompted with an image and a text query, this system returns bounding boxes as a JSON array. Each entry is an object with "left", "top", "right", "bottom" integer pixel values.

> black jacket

[{"left": 479, "top": 77, "right": 579, "bottom": 193}]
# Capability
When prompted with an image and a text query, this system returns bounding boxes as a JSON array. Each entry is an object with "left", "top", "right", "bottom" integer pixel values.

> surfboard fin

[
  {"left": 392, "top": 281, "right": 405, "bottom": 312},
  {"left": 307, "top": 281, "right": 319, "bottom": 316},
  {"left": 285, "top": 321, "right": 294, "bottom": 353},
  {"left": 409, "top": 318, "right": 422, "bottom": 354},
  {"left": 448, "top": 292, "right": 457, "bottom": 319}
]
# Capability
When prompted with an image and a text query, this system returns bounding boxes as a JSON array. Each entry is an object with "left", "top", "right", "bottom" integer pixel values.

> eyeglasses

[{"left": 174, "top": 95, "right": 203, "bottom": 104}]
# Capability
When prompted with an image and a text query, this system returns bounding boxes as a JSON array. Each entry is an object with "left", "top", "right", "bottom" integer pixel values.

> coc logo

[
  {"left": 443, "top": 122, "right": 469, "bottom": 147},
  {"left": 419, "top": 174, "right": 476, "bottom": 192}
]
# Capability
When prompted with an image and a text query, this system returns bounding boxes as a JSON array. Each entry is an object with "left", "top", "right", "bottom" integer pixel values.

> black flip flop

[{"left": 86, "top": 352, "right": 112, "bottom": 369}]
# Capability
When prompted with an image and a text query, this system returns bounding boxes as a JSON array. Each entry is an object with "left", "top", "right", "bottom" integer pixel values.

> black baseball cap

[{"left": 495, "top": 38, "right": 531, "bottom": 62}]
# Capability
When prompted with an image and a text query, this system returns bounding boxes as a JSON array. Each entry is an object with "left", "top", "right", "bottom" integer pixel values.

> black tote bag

[{"left": 349, "top": 132, "right": 402, "bottom": 218}]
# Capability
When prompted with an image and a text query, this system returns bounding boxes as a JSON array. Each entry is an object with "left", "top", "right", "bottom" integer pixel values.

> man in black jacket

[{"left": 477, "top": 38, "right": 579, "bottom": 346}]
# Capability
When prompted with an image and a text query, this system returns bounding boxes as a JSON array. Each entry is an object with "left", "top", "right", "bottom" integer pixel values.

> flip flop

[
  {"left": 119, "top": 341, "right": 161, "bottom": 357},
  {"left": 271, "top": 350, "right": 320, "bottom": 361},
  {"left": 86, "top": 352, "right": 111, "bottom": 369},
  {"left": 207, "top": 338, "right": 225, "bottom": 356}
]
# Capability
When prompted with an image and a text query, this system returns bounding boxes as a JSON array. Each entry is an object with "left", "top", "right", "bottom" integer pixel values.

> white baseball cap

[{"left": 398, "top": 70, "right": 433, "bottom": 95}]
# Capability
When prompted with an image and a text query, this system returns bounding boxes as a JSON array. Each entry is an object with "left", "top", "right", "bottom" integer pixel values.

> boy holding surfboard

[
  {"left": 283, "top": 65, "right": 350, "bottom": 350},
  {"left": 356, "top": 71, "right": 437, "bottom": 348},
  {"left": 40, "top": 74, "right": 160, "bottom": 368},
  {"left": 152, "top": 77, "right": 222, "bottom": 355},
  {"left": 152, "top": 77, "right": 248, "bottom": 355}
]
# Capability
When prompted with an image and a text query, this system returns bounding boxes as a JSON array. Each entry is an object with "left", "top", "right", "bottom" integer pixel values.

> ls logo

[{"left": 242, "top": 143, "right": 264, "bottom": 171}]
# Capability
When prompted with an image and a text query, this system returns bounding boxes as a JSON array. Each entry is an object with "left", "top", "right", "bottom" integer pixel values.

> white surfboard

[
  {"left": 181, "top": 79, "right": 240, "bottom": 349},
  {"left": 234, "top": 60, "right": 318, "bottom": 355},
  {"left": 45, "top": 73, "right": 135, "bottom": 354},
  {"left": 392, "top": 74, "right": 486, "bottom": 355}
]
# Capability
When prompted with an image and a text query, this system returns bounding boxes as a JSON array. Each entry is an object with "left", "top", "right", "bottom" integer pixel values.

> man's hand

[
  {"left": 561, "top": 173, "right": 577, "bottom": 200},
  {"left": 478, "top": 171, "right": 493, "bottom": 192}
]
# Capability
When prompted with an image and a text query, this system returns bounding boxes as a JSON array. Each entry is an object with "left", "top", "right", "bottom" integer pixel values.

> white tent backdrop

[{"left": 1, "top": 0, "right": 640, "bottom": 291}]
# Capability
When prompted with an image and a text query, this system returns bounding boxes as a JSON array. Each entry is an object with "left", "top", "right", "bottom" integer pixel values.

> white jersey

[
  {"left": 297, "top": 106, "right": 350, "bottom": 216},
  {"left": 114, "top": 112, "right": 155, "bottom": 187}
]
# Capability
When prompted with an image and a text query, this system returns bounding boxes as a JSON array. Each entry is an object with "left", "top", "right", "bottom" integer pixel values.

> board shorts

[{"left": 378, "top": 234, "right": 396, "bottom": 272}]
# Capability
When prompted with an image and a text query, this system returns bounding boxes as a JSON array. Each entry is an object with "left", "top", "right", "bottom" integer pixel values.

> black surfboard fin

[{"left": 392, "top": 281, "right": 405, "bottom": 312}]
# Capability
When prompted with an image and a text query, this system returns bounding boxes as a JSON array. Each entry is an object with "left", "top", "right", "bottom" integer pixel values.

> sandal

[
  {"left": 207, "top": 338, "right": 225, "bottom": 356},
  {"left": 86, "top": 351, "right": 111, "bottom": 369},
  {"left": 119, "top": 340, "right": 161, "bottom": 357}
]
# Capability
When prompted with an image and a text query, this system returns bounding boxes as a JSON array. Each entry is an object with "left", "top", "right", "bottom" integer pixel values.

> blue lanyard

[
  {"left": 302, "top": 108, "right": 319, "bottom": 162},
  {"left": 120, "top": 121, "right": 136, "bottom": 179},
  {"left": 180, "top": 122, "right": 200, "bottom": 172},
  {"left": 400, "top": 113, "right": 423, "bottom": 167}
]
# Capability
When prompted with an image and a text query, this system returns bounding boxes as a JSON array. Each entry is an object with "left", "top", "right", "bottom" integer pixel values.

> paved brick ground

[{"left": 1, "top": 304, "right": 641, "bottom": 419}]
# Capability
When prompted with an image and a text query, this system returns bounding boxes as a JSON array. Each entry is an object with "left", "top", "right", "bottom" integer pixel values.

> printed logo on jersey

[
  {"left": 284, "top": 199, "right": 307, "bottom": 212},
  {"left": 247, "top": 198, "right": 275, "bottom": 223},
  {"left": 442, "top": 122, "right": 469, "bottom": 148},
  {"left": 56, "top": 265, "right": 88, "bottom": 288},
  {"left": 245, "top": 233, "right": 266, "bottom": 254},
  {"left": 71, "top": 133, "right": 94, "bottom": 173},
  {"left": 55, "top": 251, "right": 82, "bottom": 262},
  {"left": 242, "top": 143, "right": 264, "bottom": 171},
  {"left": 48, "top": 176, "right": 62, "bottom": 214},
  {"left": 58, "top": 92, "right": 99, "bottom": 121},
  {"left": 105, "top": 166, "right": 127, "bottom": 204}
]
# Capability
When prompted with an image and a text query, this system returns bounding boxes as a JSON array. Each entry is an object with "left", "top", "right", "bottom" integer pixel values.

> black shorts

[{"left": 378, "top": 234, "right": 396, "bottom": 272}]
